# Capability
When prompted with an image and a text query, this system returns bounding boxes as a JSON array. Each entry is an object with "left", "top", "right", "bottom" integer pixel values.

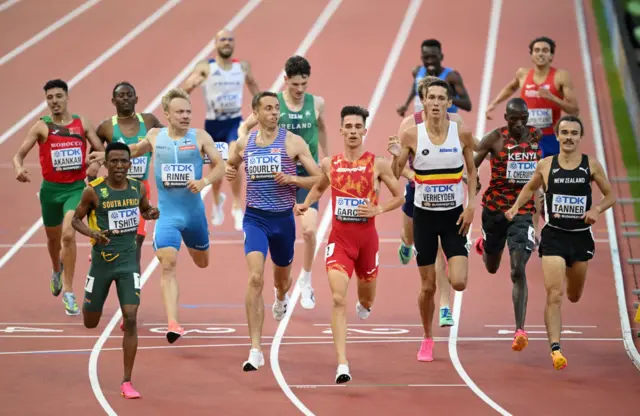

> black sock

[{"left": 550, "top": 342, "right": 561, "bottom": 352}]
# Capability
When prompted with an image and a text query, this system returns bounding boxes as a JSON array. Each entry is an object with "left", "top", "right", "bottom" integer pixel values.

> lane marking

[
  {"left": 496, "top": 329, "right": 582, "bottom": 335},
  {"left": 0, "top": 0, "right": 103, "bottom": 66},
  {"left": 484, "top": 324, "right": 597, "bottom": 328},
  {"left": 87, "top": 1, "right": 265, "bottom": 414},
  {"left": 289, "top": 383, "right": 467, "bottom": 389},
  {"left": 448, "top": 1, "right": 512, "bottom": 416},
  {"left": 270, "top": 2, "right": 423, "bottom": 415},
  {"left": 574, "top": 0, "right": 640, "bottom": 371},
  {"left": 0, "top": 0, "right": 21, "bottom": 13}
]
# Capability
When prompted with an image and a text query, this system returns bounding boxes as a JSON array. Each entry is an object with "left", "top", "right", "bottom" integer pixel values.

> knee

[
  {"left": 302, "top": 225, "right": 315, "bottom": 242},
  {"left": 122, "top": 314, "right": 138, "bottom": 332},
  {"left": 61, "top": 229, "right": 75, "bottom": 246},
  {"left": 450, "top": 280, "right": 467, "bottom": 292},
  {"left": 332, "top": 292, "right": 347, "bottom": 309},
  {"left": 486, "top": 262, "right": 499, "bottom": 274},
  {"left": 194, "top": 255, "right": 209, "bottom": 269},
  {"left": 83, "top": 314, "right": 100, "bottom": 329},
  {"left": 159, "top": 255, "right": 177, "bottom": 275},
  {"left": 546, "top": 286, "right": 563, "bottom": 305},
  {"left": 510, "top": 263, "right": 526, "bottom": 283},
  {"left": 567, "top": 291, "right": 581, "bottom": 303},
  {"left": 247, "top": 271, "right": 264, "bottom": 291},
  {"left": 419, "top": 275, "right": 437, "bottom": 296}
]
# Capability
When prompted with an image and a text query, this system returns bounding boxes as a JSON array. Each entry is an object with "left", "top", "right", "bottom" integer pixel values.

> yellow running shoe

[
  {"left": 512, "top": 329, "right": 528, "bottom": 351},
  {"left": 551, "top": 350, "right": 567, "bottom": 370}
]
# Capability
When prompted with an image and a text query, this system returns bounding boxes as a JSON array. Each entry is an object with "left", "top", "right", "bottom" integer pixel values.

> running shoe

[
  {"left": 335, "top": 363, "right": 351, "bottom": 384},
  {"left": 298, "top": 275, "right": 316, "bottom": 309},
  {"left": 211, "top": 192, "right": 226, "bottom": 226},
  {"left": 120, "top": 381, "right": 141, "bottom": 399},
  {"left": 551, "top": 350, "right": 567, "bottom": 370},
  {"left": 473, "top": 236, "right": 484, "bottom": 255},
  {"left": 242, "top": 348, "right": 264, "bottom": 371},
  {"left": 439, "top": 306, "right": 454, "bottom": 327},
  {"left": 512, "top": 329, "right": 529, "bottom": 351},
  {"left": 166, "top": 321, "right": 185, "bottom": 344},
  {"left": 398, "top": 242, "right": 413, "bottom": 265},
  {"left": 356, "top": 301, "right": 371, "bottom": 319},
  {"left": 50, "top": 263, "right": 63, "bottom": 297},
  {"left": 272, "top": 288, "right": 289, "bottom": 321},
  {"left": 232, "top": 207, "right": 244, "bottom": 231},
  {"left": 62, "top": 292, "right": 79, "bottom": 315},
  {"left": 417, "top": 338, "right": 434, "bottom": 362}
]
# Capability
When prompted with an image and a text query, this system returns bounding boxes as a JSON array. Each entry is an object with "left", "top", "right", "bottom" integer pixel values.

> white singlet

[
  {"left": 412, "top": 120, "right": 465, "bottom": 211},
  {"left": 201, "top": 59, "right": 245, "bottom": 121}
]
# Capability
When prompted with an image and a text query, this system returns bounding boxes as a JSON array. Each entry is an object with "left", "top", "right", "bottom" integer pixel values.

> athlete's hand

[
  {"left": 186, "top": 179, "right": 205, "bottom": 194},
  {"left": 485, "top": 103, "right": 496, "bottom": 120},
  {"left": 225, "top": 164, "right": 237, "bottom": 181},
  {"left": 86, "top": 161, "right": 100, "bottom": 178},
  {"left": 15, "top": 167, "right": 30, "bottom": 183},
  {"left": 505, "top": 207, "right": 518, "bottom": 221},
  {"left": 88, "top": 151, "right": 105, "bottom": 164},
  {"left": 91, "top": 230, "right": 110, "bottom": 245},
  {"left": 143, "top": 207, "right": 160, "bottom": 220},
  {"left": 396, "top": 104, "right": 408, "bottom": 117},
  {"left": 538, "top": 88, "right": 554, "bottom": 101},
  {"left": 456, "top": 206, "right": 474, "bottom": 235},
  {"left": 357, "top": 202, "right": 382, "bottom": 218},
  {"left": 274, "top": 172, "right": 294, "bottom": 185},
  {"left": 294, "top": 203, "right": 309, "bottom": 216},
  {"left": 582, "top": 208, "right": 599, "bottom": 225},
  {"left": 387, "top": 136, "right": 401, "bottom": 157}
]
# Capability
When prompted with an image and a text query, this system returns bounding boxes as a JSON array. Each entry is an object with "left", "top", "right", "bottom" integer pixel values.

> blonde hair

[
  {"left": 417, "top": 75, "right": 440, "bottom": 100},
  {"left": 161, "top": 87, "right": 190, "bottom": 112}
]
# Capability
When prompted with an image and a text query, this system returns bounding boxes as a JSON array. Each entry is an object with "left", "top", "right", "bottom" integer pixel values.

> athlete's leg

[
  {"left": 268, "top": 212, "right": 296, "bottom": 320},
  {"left": 226, "top": 121, "right": 245, "bottom": 230},
  {"left": 440, "top": 208, "right": 469, "bottom": 293},
  {"left": 299, "top": 203, "right": 317, "bottom": 309},
  {"left": 542, "top": 255, "right": 567, "bottom": 369},
  {"left": 82, "top": 262, "right": 113, "bottom": 328},
  {"left": 398, "top": 183, "right": 415, "bottom": 264},
  {"left": 40, "top": 183, "right": 64, "bottom": 296},
  {"left": 435, "top": 245, "right": 454, "bottom": 327},
  {"left": 353, "top": 228, "right": 379, "bottom": 313},
  {"left": 182, "top": 206, "right": 211, "bottom": 268}
]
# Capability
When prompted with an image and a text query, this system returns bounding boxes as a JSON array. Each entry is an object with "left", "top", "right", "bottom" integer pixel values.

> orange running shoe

[
  {"left": 511, "top": 329, "right": 528, "bottom": 351},
  {"left": 551, "top": 350, "right": 567, "bottom": 370},
  {"left": 166, "top": 321, "right": 185, "bottom": 344}
]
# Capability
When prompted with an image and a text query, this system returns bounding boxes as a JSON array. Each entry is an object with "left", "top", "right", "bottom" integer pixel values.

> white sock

[{"left": 301, "top": 270, "right": 312, "bottom": 285}]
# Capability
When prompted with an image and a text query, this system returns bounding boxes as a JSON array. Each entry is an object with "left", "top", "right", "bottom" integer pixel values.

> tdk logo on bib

[
  {"left": 335, "top": 196, "right": 368, "bottom": 223},
  {"left": 552, "top": 194, "right": 586, "bottom": 218},
  {"left": 108, "top": 208, "right": 140, "bottom": 233},
  {"left": 248, "top": 154, "right": 281, "bottom": 181},
  {"left": 161, "top": 163, "right": 194, "bottom": 188},
  {"left": 51, "top": 147, "right": 83, "bottom": 171},
  {"left": 419, "top": 184, "right": 456, "bottom": 209}
]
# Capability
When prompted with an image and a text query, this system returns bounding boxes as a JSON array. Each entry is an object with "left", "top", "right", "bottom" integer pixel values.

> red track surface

[{"left": 0, "top": 0, "right": 638, "bottom": 414}]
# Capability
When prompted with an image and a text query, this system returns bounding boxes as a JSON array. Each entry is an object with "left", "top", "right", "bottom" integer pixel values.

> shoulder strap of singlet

[
  {"left": 208, "top": 58, "right": 216, "bottom": 64},
  {"left": 439, "top": 67, "right": 453, "bottom": 79},
  {"left": 41, "top": 115, "right": 52, "bottom": 123},
  {"left": 89, "top": 176, "right": 105, "bottom": 187},
  {"left": 413, "top": 112, "right": 423, "bottom": 124},
  {"left": 72, "top": 114, "right": 80, "bottom": 119}
]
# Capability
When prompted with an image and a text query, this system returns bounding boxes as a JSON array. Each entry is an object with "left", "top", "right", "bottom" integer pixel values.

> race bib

[
  {"left": 528, "top": 108, "right": 552, "bottom": 128},
  {"left": 551, "top": 193, "right": 587, "bottom": 219},
  {"left": 506, "top": 160, "right": 537, "bottom": 183},
  {"left": 415, "top": 183, "right": 460, "bottom": 210},
  {"left": 161, "top": 163, "right": 194, "bottom": 187},
  {"left": 215, "top": 142, "right": 228, "bottom": 161},
  {"left": 334, "top": 196, "right": 369, "bottom": 223},
  {"left": 247, "top": 154, "right": 281, "bottom": 181},
  {"left": 51, "top": 147, "right": 83, "bottom": 171},
  {"left": 108, "top": 207, "right": 140, "bottom": 234},
  {"left": 212, "top": 93, "right": 241, "bottom": 115},
  {"left": 127, "top": 156, "right": 148, "bottom": 179}
]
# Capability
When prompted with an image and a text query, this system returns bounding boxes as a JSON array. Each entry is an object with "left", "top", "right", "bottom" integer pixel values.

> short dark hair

[
  {"left": 105, "top": 141, "right": 131, "bottom": 160},
  {"left": 252, "top": 91, "right": 278, "bottom": 110},
  {"left": 421, "top": 39, "right": 442, "bottom": 51},
  {"left": 424, "top": 79, "right": 451, "bottom": 98},
  {"left": 284, "top": 55, "right": 311, "bottom": 78},
  {"left": 555, "top": 115, "right": 584, "bottom": 137},
  {"left": 506, "top": 97, "right": 528, "bottom": 112},
  {"left": 112, "top": 81, "right": 136, "bottom": 97},
  {"left": 529, "top": 36, "right": 556, "bottom": 54},
  {"left": 43, "top": 79, "right": 68, "bottom": 94},
  {"left": 340, "top": 106, "right": 370, "bottom": 125}
]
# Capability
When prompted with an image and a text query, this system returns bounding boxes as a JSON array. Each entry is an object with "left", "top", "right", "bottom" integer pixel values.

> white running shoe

[
  {"left": 272, "top": 288, "right": 289, "bottom": 321},
  {"left": 211, "top": 193, "right": 226, "bottom": 226},
  {"left": 242, "top": 348, "right": 264, "bottom": 371},
  {"left": 335, "top": 363, "right": 351, "bottom": 384},
  {"left": 298, "top": 276, "right": 316, "bottom": 310},
  {"left": 232, "top": 207, "right": 244, "bottom": 231},
  {"left": 356, "top": 301, "right": 371, "bottom": 320}
]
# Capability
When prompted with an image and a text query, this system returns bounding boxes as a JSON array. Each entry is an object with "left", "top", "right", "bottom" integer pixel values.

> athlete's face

[
  {"left": 45, "top": 88, "right": 68, "bottom": 116},
  {"left": 556, "top": 120, "right": 583, "bottom": 153},
  {"left": 216, "top": 31, "right": 234, "bottom": 59},
  {"left": 112, "top": 85, "right": 138, "bottom": 115},
  {"left": 421, "top": 46, "right": 443, "bottom": 76},
  {"left": 530, "top": 41, "right": 553, "bottom": 67},
  {"left": 285, "top": 75, "right": 308, "bottom": 100},
  {"left": 340, "top": 115, "right": 367, "bottom": 149},
  {"left": 505, "top": 109, "right": 529, "bottom": 138},
  {"left": 165, "top": 97, "right": 192, "bottom": 130},
  {"left": 106, "top": 149, "right": 131, "bottom": 182},
  {"left": 255, "top": 96, "right": 280, "bottom": 128},
  {"left": 424, "top": 85, "right": 451, "bottom": 118}
]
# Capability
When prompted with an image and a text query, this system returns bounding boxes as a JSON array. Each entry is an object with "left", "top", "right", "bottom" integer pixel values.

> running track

[{"left": 0, "top": 0, "right": 638, "bottom": 414}]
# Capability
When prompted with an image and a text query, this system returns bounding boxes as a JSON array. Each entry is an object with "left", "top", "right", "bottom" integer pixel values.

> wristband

[{"left": 203, "top": 177, "right": 211, "bottom": 186}]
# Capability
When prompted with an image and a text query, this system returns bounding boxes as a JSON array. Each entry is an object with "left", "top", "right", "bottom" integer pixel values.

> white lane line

[{"left": 0, "top": 0, "right": 21, "bottom": 13}]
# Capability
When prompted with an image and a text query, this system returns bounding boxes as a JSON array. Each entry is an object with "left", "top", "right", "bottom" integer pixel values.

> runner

[
  {"left": 505, "top": 115, "right": 615, "bottom": 370},
  {"left": 12, "top": 79, "right": 104, "bottom": 316},
  {"left": 72, "top": 141, "right": 159, "bottom": 399},
  {"left": 89, "top": 88, "right": 225, "bottom": 344},
  {"left": 238, "top": 55, "right": 327, "bottom": 310},
  {"left": 390, "top": 79, "right": 477, "bottom": 362},
  {"left": 485, "top": 36, "right": 579, "bottom": 237},
  {"left": 93, "top": 81, "right": 164, "bottom": 266},
  {"left": 396, "top": 38, "right": 472, "bottom": 117},
  {"left": 225, "top": 91, "right": 321, "bottom": 371},
  {"left": 472, "top": 98, "right": 543, "bottom": 351},
  {"left": 294, "top": 105, "right": 404, "bottom": 383},
  {"left": 183, "top": 28, "right": 261, "bottom": 230}
]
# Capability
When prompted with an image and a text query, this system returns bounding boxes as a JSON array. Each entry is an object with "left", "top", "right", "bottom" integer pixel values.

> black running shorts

[
  {"left": 481, "top": 207, "right": 536, "bottom": 255},
  {"left": 413, "top": 205, "right": 469, "bottom": 266},
  {"left": 538, "top": 225, "right": 595, "bottom": 267}
]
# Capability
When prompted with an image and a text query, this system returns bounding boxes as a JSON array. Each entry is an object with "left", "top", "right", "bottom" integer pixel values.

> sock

[
  {"left": 301, "top": 270, "right": 312, "bottom": 285},
  {"left": 550, "top": 342, "right": 561, "bottom": 352}
]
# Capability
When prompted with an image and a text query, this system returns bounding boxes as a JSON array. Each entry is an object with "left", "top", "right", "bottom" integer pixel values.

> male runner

[
  {"left": 294, "top": 105, "right": 404, "bottom": 383},
  {"left": 93, "top": 81, "right": 164, "bottom": 266},
  {"left": 390, "top": 79, "right": 477, "bottom": 362},
  {"left": 472, "top": 98, "right": 543, "bottom": 351},
  {"left": 183, "top": 28, "right": 261, "bottom": 230},
  {"left": 12, "top": 79, "right": 104, "bottom": 316},
  {"left": 396, "top": 39, "right": 472, "bottom": 117},
  {"left": 225, "top": 91, "right": 320, "bottom": 371},
  {"left": 506, "top": 115, "right": 615, "bottom": 370},
  {"left": 72, "top": 141, "right": 159, "bottom": 399},
  {"left": 89, "top": 88, "right": 225, "bottom": 343},
  {"left": 238, "top": 55, "right": 327, "bottom": 311}
]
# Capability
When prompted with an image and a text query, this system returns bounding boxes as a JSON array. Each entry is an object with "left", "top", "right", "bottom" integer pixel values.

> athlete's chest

[
  {"left": 115, "top": 120, "right": 145, "bottom": 140},
  {"left": 206, "top": 62, "right": 244, "bottom": 90},
  {"left": 493, "top": 138, "right": 540, "bottom": 182},
  {"left": 330, "top": 157, "right": 374, "bottom": 193}
]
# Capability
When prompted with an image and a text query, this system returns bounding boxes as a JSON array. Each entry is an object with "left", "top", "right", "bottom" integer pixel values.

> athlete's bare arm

[
  {"left": 294, "top": 157, "right": 331, "bottom": 216},
  {"left": 486, "top": 67, "right": 528, "bottom": 119},
  {"left": 224, "top": 134, "right": 247, "bottom": 181},
  {"left": 397, "top": 66, "right": 420, "bottom": 116},
  {"left": 81, "top": 116, "right": 106, "bottom": 153},
  {"left": 539, "top": 69, "right": 579, "bottom": 115},
  {"left": 237, "top": 113, "right": 259, "bottom": 137},
  {"left": 283, "top": 132, "right": 321, "bottom": 190},
  {"left": 240, "top": 61, "right": 261, "bottom": 96},
  {"left": 138, "top": 181, "right": 159, "bottom": 220},
  {"left": 315, "top": 96, "right": 328, "bottom": 157},
  {"left": 182, "top": 60, "right": 211, "bottom": 94},
  {"left": 446, "top": 71, "right": 472, "bottom": 111},
  {"left": 142, "top": 113, "right": 165, "bottom": 129},
  {"left": 87, "top": 129, "right": 156, "bottom": 165},
  {"left": 374, "top": 157, "right": 405, "bottom": 214},
  {"left": 391, "top": 126, "right": 416, "bottom": 179},
  {"left": 12, "top": 120, "right": 48, "bottom": 182},
  {"left": 95, "top": 119, "right": 114, "bottom": 144},
  {"left": 71, "top": 186, "right": 110, "bottom": 244},
  {"left": 458, "top": 123, "right": 478, "bottom": 234},
  {"left": 473, "top": 129, "right": 501, "bottom": 167},
  {"left": 585, "top": 156, "right": 616, "bottom": 224},
  {"left": 190, "top": 129, "right": 225, "bottom": 193},
  {"left": 506, "top": 157, "right": 551, "bottom": 219}
]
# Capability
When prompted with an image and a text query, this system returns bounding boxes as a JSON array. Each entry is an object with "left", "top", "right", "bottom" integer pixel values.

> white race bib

[
  {"left": 161, "top": 163, "right": 195, "bottom": 187},
  {"left": 127, "top": 156, "right": 148, "bottom": 179},
  {"left": 108, "top": 207, "right": 140, "bottom": 234},
  {"left": 334, "top": 196, "right": 369, "bottom": 223},
  {"left": 213, "top": 93, "right": 242, "bottom": 115},
  {"left": 414, "top": 183, "right": 462, "bottom": 210},
  {"left": 215, "top": 142, "right": 229, "bottom": 161},
  {"left": 528, "top": 108, "right": 553, "bottom": 128},
  {"left": 247, "top": 154, "right": 281, "bottom": 181},
  {"left": 51, "top": 147, "right": 83, "bottom": 171},
  {"left": 551, "top": 193, "right": 587, "bottom": 219},
  {"left": 506, "top": 160, "right": 537, "bottom": 183}
]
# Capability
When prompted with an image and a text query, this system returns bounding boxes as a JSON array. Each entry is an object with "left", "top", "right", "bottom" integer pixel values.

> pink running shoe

[
  {"left": 417, "top": 338, "right": 434, "bottom": 362},
  {"left": 120, "top": 381, "right": 140, "bottom": 399},
  {"left": 474, "top": 236, "right": 484, "bottom": 255},
  {"left": 166, "top": 321, "right": 185, "bottom": 344}
]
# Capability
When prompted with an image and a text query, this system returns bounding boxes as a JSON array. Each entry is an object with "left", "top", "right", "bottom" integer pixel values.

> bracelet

[{"left": 203, "top": 177, "right": 211, "bottom": 186}]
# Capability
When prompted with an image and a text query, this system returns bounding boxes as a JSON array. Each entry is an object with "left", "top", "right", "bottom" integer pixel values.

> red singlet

[
  {"left": 482, "top": 126, "right": 542, "bottom": 214},
  {"left": 38, "top": 114, "right": 87, "bottom": 183},
  {"left": 325, "top": 151, "right": 379, "bottom": 281},
  {"left": 520, "top": 67, "right": 563, "bottom": 136}
]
